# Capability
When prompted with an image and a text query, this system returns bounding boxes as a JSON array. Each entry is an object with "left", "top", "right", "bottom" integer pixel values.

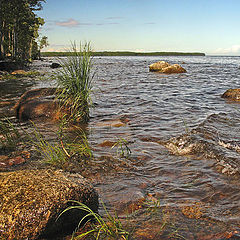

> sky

[{"left": 38, "top": 0, "right": 240, "bottom": 55}]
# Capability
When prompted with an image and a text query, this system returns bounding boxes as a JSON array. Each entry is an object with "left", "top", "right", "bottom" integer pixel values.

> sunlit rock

[
  {"left": 11, "top": 70, "right": 27, "bottom": 75},
  {"left": 149, "top": 61, "right": 170, "bottom": 71},
  {"left": 221, "top": 88, "right": 240, "bottom": 101},
  {"left": 0, "top": 169, "right": 98, "bottom": 239},
  {"left": 149, "top": 61, "right": 187, "bottom": 73}
]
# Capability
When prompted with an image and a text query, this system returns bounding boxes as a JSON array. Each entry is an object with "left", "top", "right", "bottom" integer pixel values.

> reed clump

[{"left": 55, "top": 42, "right": 94, "bottom": 123}]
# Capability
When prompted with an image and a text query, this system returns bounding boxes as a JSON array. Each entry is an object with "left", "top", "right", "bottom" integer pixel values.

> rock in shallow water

[
  {"left": 221, "top": 88, "right": 240, "bottom": 101},
  {"left": 0, "top": 169, "right": 98, "bottom": 239},
  {"left": 50, "top": 62, "right": 61, "bottom": 69},
  {"left": 149, "top": 61, "right": 187, "bottom": 73}
]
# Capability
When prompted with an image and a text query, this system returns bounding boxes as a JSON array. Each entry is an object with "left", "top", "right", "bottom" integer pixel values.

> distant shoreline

[{"left": 41, "top": 51, "right": 205, "bottom": 57}]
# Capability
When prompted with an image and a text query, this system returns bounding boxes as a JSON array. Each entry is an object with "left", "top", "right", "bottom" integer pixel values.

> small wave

[{"left": 163, "top": 113, "right": 240, "bottom": 175}]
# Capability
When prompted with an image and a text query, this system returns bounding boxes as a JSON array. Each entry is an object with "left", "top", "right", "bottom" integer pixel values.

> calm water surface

[{"left": 1, "top": 55, "right": 240, "bottom": 238}]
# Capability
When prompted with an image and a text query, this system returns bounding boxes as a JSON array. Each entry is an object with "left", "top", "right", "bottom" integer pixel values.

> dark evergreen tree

[{"left": 0, "top": 0, "right": 46, "bottom": 61}]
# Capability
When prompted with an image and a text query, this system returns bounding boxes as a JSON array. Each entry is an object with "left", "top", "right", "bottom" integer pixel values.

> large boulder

[
  {"left": 13, "top": 88, "right": 66, "bottom": 121},
  {"left": 221, "top": 89, "right": 240, "bottom": 101},
  {"left": 0, "top": 169, "right": 98, "bottom": 239},
  {"left": 149, "top": 61, "right": 187, "bottom": 73}
]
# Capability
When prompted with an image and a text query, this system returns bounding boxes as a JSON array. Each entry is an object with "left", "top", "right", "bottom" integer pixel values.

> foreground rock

[
  {"left": 0, "top": 169, "right": 98, "bottom": 239},
  {"left": 149, "top": 61, "right": 187, "bottom": 73},
  {"left": 221, "top": 88, "right": 240, "bottom": 101},
  {"left": 13, "top": 88, "right": 64, "bottom": 121}
]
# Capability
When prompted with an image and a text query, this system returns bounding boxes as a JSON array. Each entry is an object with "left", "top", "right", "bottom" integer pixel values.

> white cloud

[
  {"left": 213, "top": 45, "right": 240, "bottom": 55},
  {"left": 55, "top": 18, "right": 120, "bottom": 28},
  {"left": 55, "top": 18, "right": 92, "bottom": 27},
  {"left": 105, "top": 17, "right": 123, "bottom": 20},
  {"left": 144, "top": 22, "right": 156, "bottom": 25}
]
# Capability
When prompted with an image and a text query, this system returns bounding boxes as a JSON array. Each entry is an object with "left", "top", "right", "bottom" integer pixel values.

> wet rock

[
  {"left": 0, "top": 169, "right": 99, "bottom": 240},
  {"left": 17, "top": 100, "right": 60, "bottom": 121},
  {"left": 149, "top": 61, "right": 187, "bottom": 73},
  {"left": 221, "top": 88, "right": 240, "bottom": 101},
  {"left": 50, "top": 62, "right": 61, "bottom": 69},
  {"left": 13, "top": 88, "right": 65, "bottom": 121}
]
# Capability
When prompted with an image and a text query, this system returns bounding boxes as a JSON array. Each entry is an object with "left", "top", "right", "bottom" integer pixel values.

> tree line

[
  {"left": 42, "top": 51, "right": 205, "bottom": 57},
  {"left": 0, "top": 0, "right": 48, "bottom": 62}
]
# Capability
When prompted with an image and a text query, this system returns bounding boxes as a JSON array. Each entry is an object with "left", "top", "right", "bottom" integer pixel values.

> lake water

[{"left": 1, "top": 55, "right": 240, "bottom": 239}]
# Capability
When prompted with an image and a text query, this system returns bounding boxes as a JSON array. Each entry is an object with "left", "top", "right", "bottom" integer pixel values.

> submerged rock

[
  {"left": 221, "top": 88, "right": 240, "bottom": 101},
  {"left": 96, "top": 119, "right": 127, "bottom": 128},
  {"left": 13, "top": 88, "right": 65, "bottom": 121},
  {"left": 149, "top": 61, "right": 187, "bottom": 73},
  {"left": 0, "top": 169, "right": 98, "bottom": 239}
]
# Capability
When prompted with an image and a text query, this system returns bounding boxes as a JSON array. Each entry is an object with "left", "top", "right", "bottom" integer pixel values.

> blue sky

[{"left": 38, "top": 0, "right": 240, "bottom": 55}]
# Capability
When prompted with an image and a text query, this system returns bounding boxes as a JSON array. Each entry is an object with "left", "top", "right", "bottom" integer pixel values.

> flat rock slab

[{"left": 0, "top": 169, "right": 98, "bottom": 239}]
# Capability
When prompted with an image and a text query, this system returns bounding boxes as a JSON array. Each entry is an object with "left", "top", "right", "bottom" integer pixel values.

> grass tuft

[
  {"left": 27, "top": 120, "right": 92, "bottom": 167},
  {"left": 111, "top": 138, "right": 131, "bottom": 158},
  {"left": 55, "top": 42, "right": 94, "bottom": 123}
]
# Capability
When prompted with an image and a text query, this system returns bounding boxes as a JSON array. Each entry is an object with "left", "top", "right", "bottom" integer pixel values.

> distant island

[{"left": 41, "top": 51, "right": 205, "bottom": 57}]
